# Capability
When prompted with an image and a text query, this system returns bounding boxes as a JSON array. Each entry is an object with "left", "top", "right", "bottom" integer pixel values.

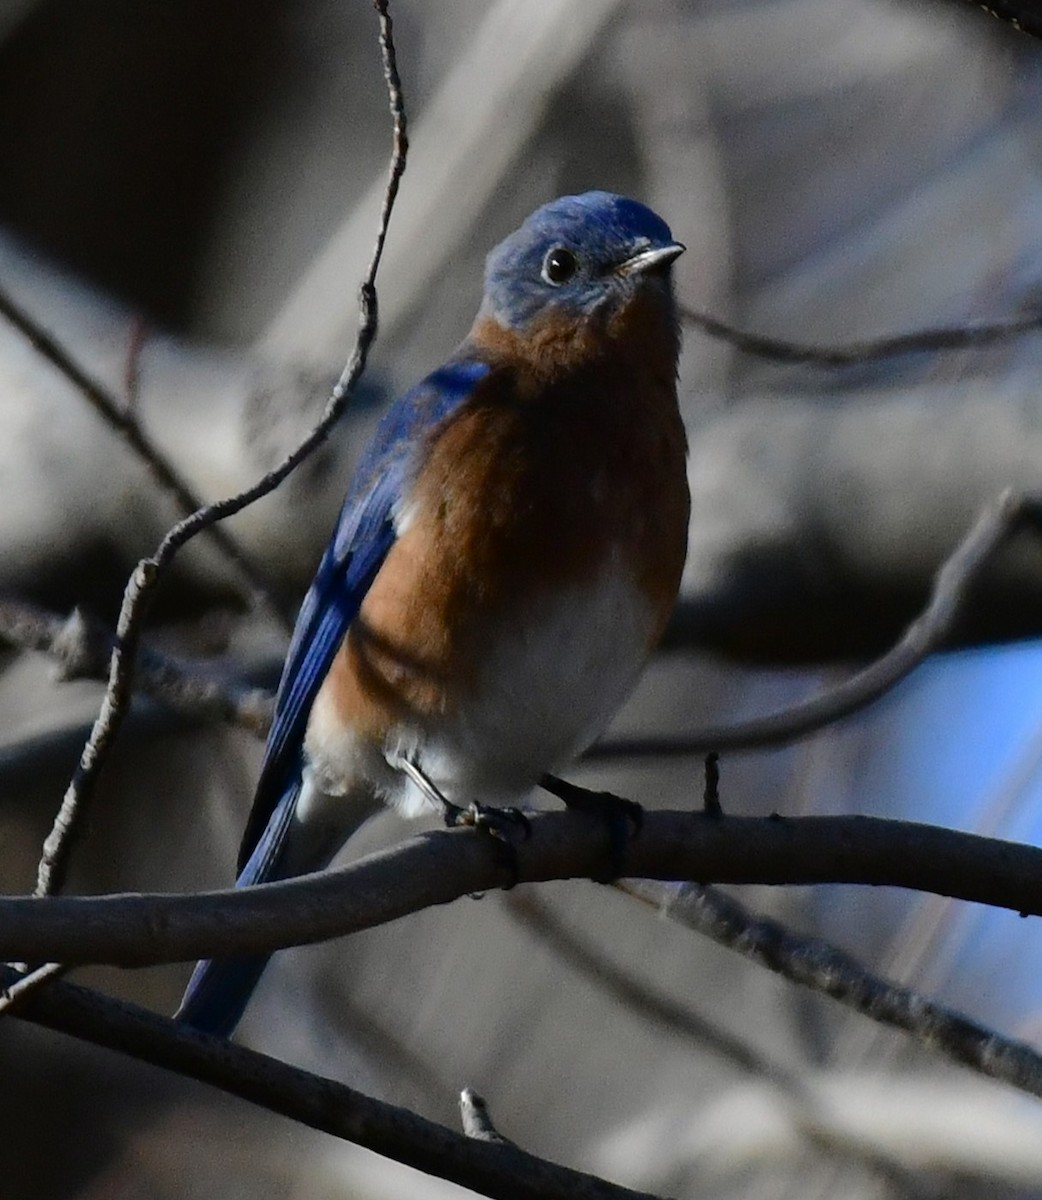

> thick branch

[
  {"left": 4, "top": 811, "right": 1042, "bottom": 966},
  {"left": 4, "top": 966, "right": 658, "bottom": 1200}
]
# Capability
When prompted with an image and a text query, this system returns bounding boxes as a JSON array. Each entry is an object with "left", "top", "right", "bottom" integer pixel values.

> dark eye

[{"left": 542, "top": 246, "right": 578, "bottom": 285}]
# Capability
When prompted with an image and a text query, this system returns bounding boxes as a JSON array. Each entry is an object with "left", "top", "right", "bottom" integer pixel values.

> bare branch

[
  {"left": 620, "top": 878, "right": 1042, "bottom": 1101},
  {"left": 34, "top": 0, "right": 408, "bottom": 899},
  {"left": 0, "top": 282, "right": 284, "bottom": 624},
  {"left": 681, "top": 305, "right": 1042, "bottom": 367},
  {"left": 591, "top": 489, "right": 1042, "bottom": 760},
  {"left": 0, "top": 962, "right": 66, "bottom": 1015},
  {"left": 7, "top": 807, "right": 1042, "bottom": 1099},
  {"left": 5, "top": 966, "right": 660, "bottom": 1200},
  {"left": 460, "top": 1089, "right": 512, "bottom": 1145},
  {"left": 0, "top": 597, "right": 273, "bottom": 735},
  {"left": 8, "top": 809, "right": 1042, "bottom": 966}
]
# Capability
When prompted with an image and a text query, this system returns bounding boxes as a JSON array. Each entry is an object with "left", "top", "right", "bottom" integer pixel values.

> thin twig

[
  {"left": 460, "top": 1088, "right": 512, "bottom": 1145},
  {"left": 0, "top": 283, "right": 285, "bottom": 625},
  {"left": 33, "top": 0, "right": 407, "bottom": 899},
  {"left": 681, "top": 305, "right": 1042, "bottom": 367},
  {"left": 0, "top": 598, "right": 273, "bottom": 736},
  {"left": 620, "top": 878, "right": 1042, "bottom": 1103},
  {"left": 0, "top": 961, "right": 66, "bottom": 1015},
  {"left": 590, "top": 489, "right": 1042, "bottom": 760},
  {"left": 5, "top": 966, "right": 659, "bottom": 1200}
]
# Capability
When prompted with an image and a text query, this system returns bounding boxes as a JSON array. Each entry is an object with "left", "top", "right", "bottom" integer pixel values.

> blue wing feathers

[
  {"left": 237, "top": 356, "right": 490, "bottom": 873},
  {"left": 177, "top": 356, "right": 490, "bottom": 1035}
]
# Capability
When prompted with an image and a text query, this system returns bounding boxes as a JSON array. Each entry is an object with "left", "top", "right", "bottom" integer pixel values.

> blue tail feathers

[{"left": 175, "top": 777, "right": 299, "bottom": 1036}]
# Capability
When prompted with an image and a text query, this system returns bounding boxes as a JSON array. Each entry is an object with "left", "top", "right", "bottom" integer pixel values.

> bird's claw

[{"left": 442, "top": 802, "right": 530, "bottom": 887}]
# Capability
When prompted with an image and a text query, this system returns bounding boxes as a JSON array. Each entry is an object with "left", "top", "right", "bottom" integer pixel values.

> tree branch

[
  {"left": 0, "top": 282, "right": 285, "bottom": 624},
  {"left": 680, "top": 305, "right": 1042, "bottom": 367},
  {"left": 0, "top": 597, "right": 273, "bottom": 735},
  {"left": 4, "top": 965, "right": 660, "bottom": 1200},
  {"left": 592, "top": 488, "right": 1042, "bottom": 760},
  {"left": 33, "top": 0, "right": 407, "bottom": 899},
  {"left": 5, "top": 810, "right": 1042, "bottom": 966},
  {"left": 6, "top": 809, "right": 1042, "bottom": 1114},
  {"left": 620, "top": 878, "right": 1042, "bottom": 1102}
]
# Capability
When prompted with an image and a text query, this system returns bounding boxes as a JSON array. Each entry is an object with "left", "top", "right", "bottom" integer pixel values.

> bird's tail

[
  {"left": 174, "top": 777, "right": 300, "bottom": 1037},
  {"left": 175, "top": 775, "right": 384, "bottom": 1037}
]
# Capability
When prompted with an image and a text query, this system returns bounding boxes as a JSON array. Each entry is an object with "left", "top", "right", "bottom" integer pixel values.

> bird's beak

[{"left": 617, "top": 241, "right": 686, "bottom": 276}]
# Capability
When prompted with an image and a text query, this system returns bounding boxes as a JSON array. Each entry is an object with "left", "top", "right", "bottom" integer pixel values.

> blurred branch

[
  {"left": 0, "top": 283, "right": 285, "bottom": 623},
  {"left": 6, "top": 809, "right": 1042, "bottom": 966},
  {"left": 506, "top": 894, "right": 943, "bottom": 1189},
  {"left": 5, "top": 966, "right": 660, "bottom": 1200},
  {"left": 0, "top": 598, "right": 273, "bottom": 735},
  {"left": 592, "top": 488, "right": 1042, "bottom": 760},
  {"left": 33, "top": 0, "right": 407, "bottom": 900},
  {"left": 962, "top": 0, "right": 1042, "bottom": 38},
  {"left": 620, "top": 878, "right": 1042, "bottom": 1104},
  {"left": 506, "top": 891, "right": 786, "bottom": 1080},
  {"left": 681, "top": 304, "right": 1042, "bottom": 367}
]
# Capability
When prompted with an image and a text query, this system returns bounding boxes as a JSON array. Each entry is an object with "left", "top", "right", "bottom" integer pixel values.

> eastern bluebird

[{"left": 177, "top": 191, "right": 689, "bottom": 1036}]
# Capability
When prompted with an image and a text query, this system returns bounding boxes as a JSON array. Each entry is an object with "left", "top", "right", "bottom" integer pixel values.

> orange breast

[{"left": 322, "top": 300, "right": 689, "bottom": 747}]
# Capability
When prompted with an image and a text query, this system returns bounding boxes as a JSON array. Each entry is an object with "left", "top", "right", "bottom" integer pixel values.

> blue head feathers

[{"left": 480, "top": 191, "right": 684, "bottom": 331}]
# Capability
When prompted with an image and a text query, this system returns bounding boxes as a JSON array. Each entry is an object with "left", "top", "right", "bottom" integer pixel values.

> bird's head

[{"left": 474, "top": 192, "right": 684, "bottom": 373}]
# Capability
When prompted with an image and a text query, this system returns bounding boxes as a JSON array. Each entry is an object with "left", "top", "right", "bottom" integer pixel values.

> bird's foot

[
  {"left": 391, "top": 753, "right": 529, "bottom": 885},
  {"left": 540, "top": 773, "right": 642, "bottom": 882},
  {"left": 445, "top": 802, "right": 530, "bottom": 887}
]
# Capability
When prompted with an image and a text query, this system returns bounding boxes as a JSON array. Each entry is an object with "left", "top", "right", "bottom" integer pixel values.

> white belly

[
  {"left": 390, "top": 563, "right": 655, "bottom": 814},
  {"left": 305, "top": 562, "right": 656, "bottom": 819}
]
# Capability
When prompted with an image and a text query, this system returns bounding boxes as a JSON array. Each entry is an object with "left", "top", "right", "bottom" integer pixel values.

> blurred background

[{"left": 4, "top": 0, "right": 1042, "bottom": 1196}]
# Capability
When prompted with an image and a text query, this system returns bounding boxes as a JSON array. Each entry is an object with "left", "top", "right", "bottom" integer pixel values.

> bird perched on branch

[{"left": 177, "top": 191, "right": 689, "bottom": 1036}]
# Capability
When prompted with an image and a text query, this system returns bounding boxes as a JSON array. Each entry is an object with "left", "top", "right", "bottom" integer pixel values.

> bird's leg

[
  {"left": 392, "top": 754, "right": 529, "bottom": 883},
  {"left": 392, "top": 754, "right": 467, "bottom": 824},
  {"left": 540, "top": 773, "right": 642, "bottom": 882}
]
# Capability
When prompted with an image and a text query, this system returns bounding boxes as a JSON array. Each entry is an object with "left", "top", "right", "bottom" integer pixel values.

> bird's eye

[{"left": 542, "top": 247, "right": 578, "bottom": 285}]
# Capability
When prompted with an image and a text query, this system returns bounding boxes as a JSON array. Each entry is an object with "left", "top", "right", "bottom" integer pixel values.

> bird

[{"left": 176, "top": 191, "right": 690, "bottom": 1037}]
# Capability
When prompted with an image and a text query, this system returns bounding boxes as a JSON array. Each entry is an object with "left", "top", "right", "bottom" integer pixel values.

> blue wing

[
  {"left": 176, "top": 357, "right": 491, "bottom": 1036},
  {"left": 237, "top": 356, "right": 493, "bottom": 875}
]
